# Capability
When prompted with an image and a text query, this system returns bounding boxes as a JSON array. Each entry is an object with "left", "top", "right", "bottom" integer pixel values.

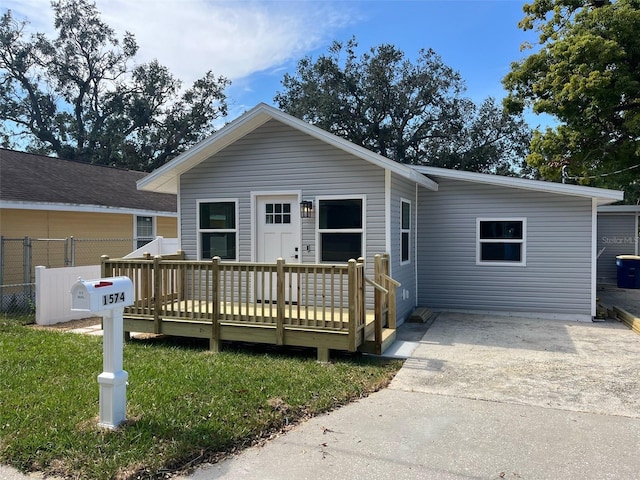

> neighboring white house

[{"left": 137, "top": 103, "right": 623, "bottom": 323}]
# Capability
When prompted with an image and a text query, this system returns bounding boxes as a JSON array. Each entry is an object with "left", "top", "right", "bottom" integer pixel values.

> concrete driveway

[
  {"left": 182, "top": 313, "right": 640, "bottom": 479},
  {"left": 393, "top": 312, "right": 640, "bottom": 418}
]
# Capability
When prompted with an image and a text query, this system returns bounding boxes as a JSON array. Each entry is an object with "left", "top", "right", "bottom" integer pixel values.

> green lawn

[{"left": 0, "top": 318, "right": 401, "bottom": 479}]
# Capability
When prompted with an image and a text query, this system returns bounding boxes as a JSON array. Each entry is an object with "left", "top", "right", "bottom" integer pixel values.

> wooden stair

[
  {"left": 359, "top": 327, "right": 396, "bottom": 355},
  {"left": 612, "top": 306, "right": 640, "bottom": 335},
  {"left": 408, "top": 306, "right": 436, "bottom": 324}
]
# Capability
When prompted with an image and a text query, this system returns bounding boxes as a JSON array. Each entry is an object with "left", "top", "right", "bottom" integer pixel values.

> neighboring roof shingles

[{"left": 0, "top": 148, "right": 176, "bottom": 213}]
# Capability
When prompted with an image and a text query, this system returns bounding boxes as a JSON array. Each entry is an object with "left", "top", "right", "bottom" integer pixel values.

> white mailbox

[
  {"left": 70, "top": 276, "right": 134, "bottom": 429},
  {"left": 71, "top": 276, "right": 133, "bottom": 312}
]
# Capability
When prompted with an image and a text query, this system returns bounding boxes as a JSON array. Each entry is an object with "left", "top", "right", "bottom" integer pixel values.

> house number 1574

[{"left": 103, "top": 292, "right": 126, "bottom": 306}]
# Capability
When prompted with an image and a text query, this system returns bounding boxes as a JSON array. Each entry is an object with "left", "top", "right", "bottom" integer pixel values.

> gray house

[
  {"left": 597, "top": 205, "right": 640, "bottom": 284},
  {"left": 138, "top": 103, "right": 623, "bottom": 323}
]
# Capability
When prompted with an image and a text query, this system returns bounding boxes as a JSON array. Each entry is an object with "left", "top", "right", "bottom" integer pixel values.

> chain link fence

[{"left": 0, "top": 237, "right": 136, "bottom": 319}]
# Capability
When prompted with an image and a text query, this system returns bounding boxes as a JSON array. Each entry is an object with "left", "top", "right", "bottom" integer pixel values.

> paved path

[
  {"left": 185, "top": 388, "right": 640, "bottom": 480},
  {"left": 598, "top": 283, "right": 640, "bottom": 317},
  {"left": 180, "top": 312, "right": 640, "bottom": 480}
]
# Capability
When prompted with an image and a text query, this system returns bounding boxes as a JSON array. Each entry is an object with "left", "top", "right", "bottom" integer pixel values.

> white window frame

[
  {"left": 316, "top": 195, "right": 366, "bottom": 263},
  {"left": 134, "top": 215, "right": 155, "bottom": 249},
  {"left": 197, "top": 198, "right": 239, "bottom": 261},
  {"left": 400, "top": 198, "right": 411, "bottom": 265},
  {"left": 476, "top": 217, "right": 527, "bottom": 266}
]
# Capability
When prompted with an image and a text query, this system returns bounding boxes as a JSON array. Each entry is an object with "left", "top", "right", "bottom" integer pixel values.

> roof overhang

[
  {"left": 598, "top": 204, "right": 640, "bottom": 213},
  {"left": 412, "top": 165, "right": 624, "bottom": 206},
  {"left": 137, "top": 103, "right": 438, "bottom": 194},
  {"left": 0, "top": 200, "right": 177, "bottom": 217}
]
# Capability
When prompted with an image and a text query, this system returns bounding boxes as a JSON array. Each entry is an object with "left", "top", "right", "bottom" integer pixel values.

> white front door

[{"left": 256, "top": 195, "right": 301, "bottom": 301}]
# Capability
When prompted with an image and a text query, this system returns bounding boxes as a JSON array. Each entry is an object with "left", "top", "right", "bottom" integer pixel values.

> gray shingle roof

[{"left": 0, "top": 149, "right": 176, "bottom": 213}]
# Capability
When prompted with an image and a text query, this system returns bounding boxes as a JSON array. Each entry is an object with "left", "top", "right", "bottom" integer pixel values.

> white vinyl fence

[
  {"left": 35, "top": 265, "right": 101, "bottom": 325},
  {"left": 33, "top": 237, "right": 179, "bottom": 325},
  {"left": 124, "top": 237, "right": 179, "bottom": 258}
]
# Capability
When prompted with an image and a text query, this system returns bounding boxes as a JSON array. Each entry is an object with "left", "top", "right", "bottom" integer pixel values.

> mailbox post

[{"left": 71, "top": 276, "right": 133, "bottom": 429}]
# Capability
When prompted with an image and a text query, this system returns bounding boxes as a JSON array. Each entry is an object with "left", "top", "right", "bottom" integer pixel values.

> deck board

[
  {"left": 131, "top": 299, "right": 376, "bottom": 330},
  {"left": 123, "top": 298, "right": 378, "bottom": 354}
]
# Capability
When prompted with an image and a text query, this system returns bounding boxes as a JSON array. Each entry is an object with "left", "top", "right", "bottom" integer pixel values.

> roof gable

[
  {"left": 0, "top": 149, "right": 176, "bottom": 214},
  {"left": 137, "top": 103, "right": 438, "bottom": 193},
  {"left": 413, "top": 165, "right": 624, "bottom": 206}
]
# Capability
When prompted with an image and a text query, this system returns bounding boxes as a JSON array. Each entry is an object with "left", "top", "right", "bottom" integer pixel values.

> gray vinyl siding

[
  {"left": 179, "top": 119, "right": 386, "bottom": 275},
  {"left": 417, "top": 177, "right": 594, "bottom": 319},
  {"left": 597, "top": 214, "right": 639, "bottom": 284},
  {"left": 390, "top": 172, "right": 418, "bottom": 324}
]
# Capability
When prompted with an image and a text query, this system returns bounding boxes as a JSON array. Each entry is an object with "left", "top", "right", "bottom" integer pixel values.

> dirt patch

[{"left": 31, "top": 317, "right": 101, "bottom": 331}]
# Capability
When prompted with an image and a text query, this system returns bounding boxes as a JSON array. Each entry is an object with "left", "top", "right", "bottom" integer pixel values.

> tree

[
  {"left": 503, "top": 0, "right": 640, "bottom": 203},
  {"left": 0, "top": 0, "right": 229, "bottom": 171},
  {"left": 275, "top": 38, "right": 531, "bottom": 175}
]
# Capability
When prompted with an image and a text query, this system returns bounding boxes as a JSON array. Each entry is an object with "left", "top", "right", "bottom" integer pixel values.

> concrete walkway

[
  {"left": 597, "top": 283, "right": 640, "bottom": 317},
  {"left": 180, "top": 312, "right": 640, "bottom": 480}
]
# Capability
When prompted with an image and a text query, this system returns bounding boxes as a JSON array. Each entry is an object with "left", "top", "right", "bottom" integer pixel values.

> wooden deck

[{"left": 102, "top": 253, "right": 399, "bottom": 360}]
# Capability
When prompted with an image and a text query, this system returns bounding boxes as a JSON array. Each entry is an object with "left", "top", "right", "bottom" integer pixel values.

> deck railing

[{"left": 101, "top": 253, "right": 385, "bottom": 354}]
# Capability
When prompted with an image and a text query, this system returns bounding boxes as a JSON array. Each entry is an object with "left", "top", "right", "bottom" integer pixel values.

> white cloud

[{"left": 5, "top": 0, "right": 357, "bottom": 86}]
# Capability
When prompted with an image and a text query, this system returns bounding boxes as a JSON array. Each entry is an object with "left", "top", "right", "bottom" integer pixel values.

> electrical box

[{"left": 71, "top": 276, "right": 134, "bottom": 312}]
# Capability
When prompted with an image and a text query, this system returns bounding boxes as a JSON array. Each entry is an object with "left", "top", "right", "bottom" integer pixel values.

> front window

[
  {"left": 318, "top": 198, "right": 363, "bottom": 262},
  {"left": 199, "top": 200, "right": 237, "bottom": 260},
  {"left": 401, "top": 200, "right": 411, "bottom": 264},
  {"left": 135, "top": 216, "right": 154, "bottom": 248},
  {"left": 477, "top": 218, "right": 526, "bottom": 265}
]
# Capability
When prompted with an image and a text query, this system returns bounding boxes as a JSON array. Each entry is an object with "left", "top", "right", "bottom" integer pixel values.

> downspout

[
  {"left": 415, "top": 182, "right": 419, "bottom": 308},
  {"left": 177, "top": 177, "right": 182, "bottom": 254},
  {"left": 591, "top": 198, "right": 597, "bottom": 319},
  {"left": 385, "top": 170, "right": 391, "bottom": 267},
  {"left": 633, "top": 211, "right": 640, "bottom": 255}
]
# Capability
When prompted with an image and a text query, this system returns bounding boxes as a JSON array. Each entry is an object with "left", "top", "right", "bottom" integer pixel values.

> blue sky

[
  {"left": 235, "top": 1, "right": 533, "bottom": 108},
  {"left": 5, "top": 1, "right": 546, "bottom": 126}
]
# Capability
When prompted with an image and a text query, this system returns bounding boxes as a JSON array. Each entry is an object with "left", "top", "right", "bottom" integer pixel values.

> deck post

[
  {"left": 317, "top": 347, "right": 330, "bottom": 363},
  {"left": 177, "top": 250, "right": 186, "bottom": 301},
  {"left": 374, "top": 254, "right": 383, "bottom": 353},
  {"left": 140, "top": 253, "right": 152, "bottom": 316},
  {"left": 358, "top": 257, "right": 366, "bottom": 338},
  {"left": 100, "top": 255, "right": 109, "bottom": 278},
  {"left": 384, "top": 253, "right": 396, "bottom": 329},
  {"left": 210, "top": 256, "right": 221, "bottom": 352},
  {"left": 153, "top": 255, "right": 161, "bottom": 334},
  {"left": 347, "top": 259, "right": 357, "bottom": 351},
  {"left": 276, "top": 258, "right": 285, "bottom": 345}
]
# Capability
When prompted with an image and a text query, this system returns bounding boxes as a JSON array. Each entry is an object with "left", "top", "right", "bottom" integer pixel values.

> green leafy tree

[
  {"left": 0, "top": 0, "right": 229, "bottom": 171},
  {"left": 275, "top": 38, "right": 531, "bottom": 175},
  {"left": 503, "top": 0, "right": 640, "bottom": 202}
]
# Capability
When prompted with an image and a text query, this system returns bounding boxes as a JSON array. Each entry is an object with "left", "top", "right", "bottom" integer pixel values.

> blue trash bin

[{"left": 616, "top": 255, "right": 640, "bottom": 289}]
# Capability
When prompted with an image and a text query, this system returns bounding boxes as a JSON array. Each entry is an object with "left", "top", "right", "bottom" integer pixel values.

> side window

[
  {"left": 477, "top": 218, "right": 526, "bottom": 265},
  {"left": 318, "top": 198, "right": 363, "bottom": 262},
  {"left": 401, "top": 200, "right": 411, "bottom": 264},
  {"left": 135, "top": 216, "right": 154, "bottom": 249},
  {"left": 198, "top": 200, "right": 237, "bottom": 260}
]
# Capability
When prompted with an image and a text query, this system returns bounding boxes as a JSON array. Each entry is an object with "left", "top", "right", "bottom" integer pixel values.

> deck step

[
  {"left": 359, "top": 328, "right": 396, "bottom": 355},
  {"left": 408, "top": 306, "right": 436, "bottom": 324}
]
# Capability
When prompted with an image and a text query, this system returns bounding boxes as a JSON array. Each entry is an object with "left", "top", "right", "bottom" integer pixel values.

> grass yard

[{"left": 0, "top": 318, "right": 401, "bottom": 479}]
